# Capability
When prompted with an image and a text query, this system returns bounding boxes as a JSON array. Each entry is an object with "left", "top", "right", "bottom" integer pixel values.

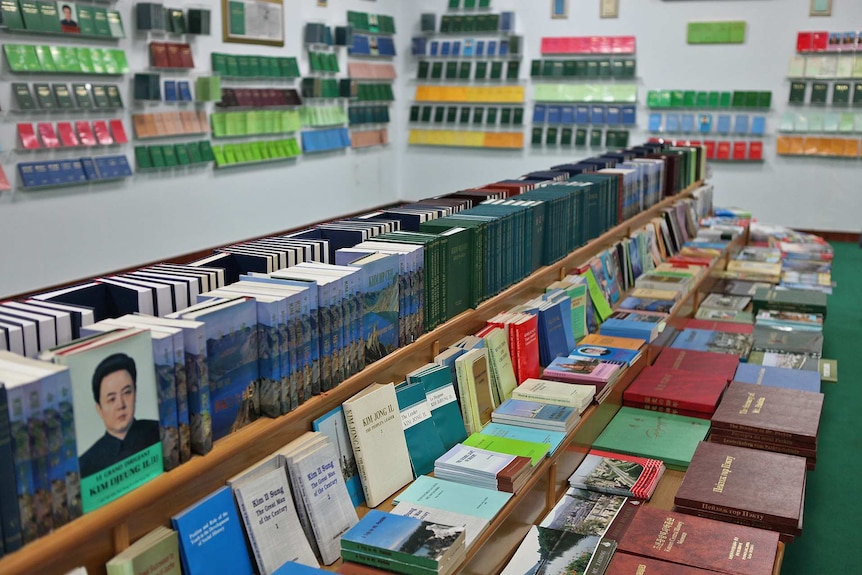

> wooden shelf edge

[{"left": 0, "top": 181, "right": 705, "bottom": 575}]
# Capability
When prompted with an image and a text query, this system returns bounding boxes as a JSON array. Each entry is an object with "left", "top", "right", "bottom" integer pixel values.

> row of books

[
  {"left": 417, "top": 59, "right": 520, "bottom": 81},
  {"left": 776, "top": 135, "right": 862, "bottom": 157},
  {"left": 531, "top": 126, "right": 631, "bottom": 149},
  {"left": 412, "top": 37, "right": 520, "bottom": 58},
  {"left": 17, "top": 119, "right": 127, "bottom": 150},
  {"left": 132, "top": 75, "right": 196, "bottom": 103},
  {"left": 4, "top": 43, "right": 130, "bottom": 74},
  {"left": 534, "top": 83, "right": 638, "bottom": 104},
  {"left": 410, "top": 104, "right": 523, "bottom": 126},
  {"left": 348, "top": 106, "right": 391, "bottom": 126},
  {"left": 132, "top": 111, "right": 209, "bottom": 140},
  {"left": 350, "top": 128, "right": 389, "bottom": 148},
  {"left": 135, "top": 3, "right": 210, "bottom": 35},
  {"left": 210, "top": 110, "right": 303, "bottom": 138},
  {"left": 797, "top": 30, "right": 862, "bottom": 53},
  {"left": 788, "top": 53, "right": 862, "bottom": 79},
  {"left": 540, "top": 35, "right": 637, "bottom": 55},
  {"left": 211, "top": 53, "right": 301, "bottom": 79},
  {"left": 148, "top": 42, "right": 194, "bottom": 69},
  {"left": 647, "top": 89, "right": 773, "bottom": 110},
  {"left": 217, "top": 88, "right": 303, "bottom": 109},
  {"left": 440, "top": 0, "right": 492, "bottom": 12},
  {"left": 212, "top": 138, "right": 303, "bottom": 167},
  {"left": 12, "top": 82, "right": 123, "bottom": 111},
  {"left": 651, "top": 138, "right": 766, "bottom": 162},
  {"left": 648, "top": 113, "right": 767, "bottom": 136},
  {"left": 789, "top": 80, "right": 862, "bottom": 105},
  {"left": 301, "top": 128, "right": 352, "bottom": 153},
  {"left": 530, "top": 57, "right": 637, "bottom": 79},
  {"left": 134, "top": 141, "right": 215, "bottom": 170},
  {"left": 347, "top": 61, "right": 397, "bottom": 80},
  {"left": 17, "top": 155, "right": 132, "bottom": 188},
  {"left": 534, "top": 104, "right": 638, "bottom": 126},
  {"left": 348, "top": 34, "right": 396, "bottom": 58},
  {"left": 346, "top": 10, "right": 397, "bottom": 35},
  {"left": 308, "top": 51, "right": 340, "bottom": 73},
  {"left": 433, "top": 12, "right": 516, "bottom": 34},
  {"left": 408, "top": 129, "right": 524, "bottom": 149},
  {"left": 0, "top": 1, "right": 124, "bottom": 37}
]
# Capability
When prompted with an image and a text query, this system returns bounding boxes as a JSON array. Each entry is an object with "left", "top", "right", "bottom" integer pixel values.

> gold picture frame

[
  {"left": 222, "top": 0, "right": 285, "bottom": 47},
  {"left": 810, "top": 0, "right": 832, "bottom": 17}
]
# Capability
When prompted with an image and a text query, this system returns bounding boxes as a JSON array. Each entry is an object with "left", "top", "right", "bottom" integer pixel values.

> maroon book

[
  {"left": 652, "top": 348, "right": 740, "bottom": 381},
  {"left": 166, "top": 43, "right": 184, "bottom": 68},
  {"left": 674, "top": 441, "right": 806, "bottom": 528},
  {"left": 607, "top": 552, "right": 722, "bottom": 575},
  {"left": 675, "top": 505, "right": 803, "bottom": 539},
  {"left": 623, "top": 402, "right": 711, "bottom": 420},
  {"left": 708, "top": 432, "right": 818, "bottom": 462},
  {"left": 617, "top": 506, "right": 779, "bottom": 575},
  {"left": 685, "top": 319, "right": 754, "bottom": 334},
  {"left": 179, "top": 43, "right": 195, "bottom": 68},
  {"left": 624, "top": 366, "right": 729, "bottom": 415},
  {"left": 711, "top": 381, "right": 823, "bottom": 446},
  {"left": 708, "top": 427, "right": 817, "bottom": 452},
  {"left": 149, "top": 42, "right": 169, "bottom": 68}
]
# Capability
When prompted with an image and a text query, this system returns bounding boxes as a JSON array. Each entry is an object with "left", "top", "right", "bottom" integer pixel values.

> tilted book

[
  {"left": 568, "top": 343, "right": 641, "bottom": 366},
  {"left": 312, "top": 406, "right": 365, "bottom": 508},
  {"left": 617, "top": 506, "right": 779, "bottom": 575},
  {"left": 454, "top": 348, "right": 495, "bottom": 434},
  {"left": 342, "top": 383, "right": 413, "bottom": 508},
  {"left": 172, "top": 487, "right": 255, "bottom": 575},
  {"left": 481, "top": 327, "right": 518, "bottom": 404},
  {"left": 106, "top": 526, "right": 181, "bottom": 575},
  {"left": 407, "top": 363, "right": 467, "bottom": 451},
  {"left": 568, "top": 449, "right": 665, "bottom": 500},
  {"left": 675, "top": 441, "right": 807, "bottom": 528},
  {"left": 395, "top": 380, "right": 447, "bottom": 476}
]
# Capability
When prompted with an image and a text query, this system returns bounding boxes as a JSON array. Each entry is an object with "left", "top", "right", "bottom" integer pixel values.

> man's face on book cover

[{"left": 96, "top": 369, "right": 137, "bottom": 439}]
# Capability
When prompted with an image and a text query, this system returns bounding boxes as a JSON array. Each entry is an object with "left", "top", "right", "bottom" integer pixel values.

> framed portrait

[
  {"left": 222, "top": 0, "right": 285, "bottom": 46},
  {"left": 810, "top": 0, "right": 832, "bottom": 16},
  {"left": 551, "top": 0, "right": 568, "bottom": 19}
]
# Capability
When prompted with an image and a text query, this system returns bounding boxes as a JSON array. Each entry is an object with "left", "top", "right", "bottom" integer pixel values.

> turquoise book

[
  {"left": 480, "top": 422, "right": 566, "bottom": 455},
  {"left": 179, "top": 298, "right": 260, "bottom": 441},
  {"left": 592, "top": 407, "right": 710, "bottom": 471},
  {"left": 395, "top": 380, "right": 447, "bottom": 476},
  {"left": 273, "top": 562, "right": 330, "bottom": 574},
  {"left": 172, "top": 486, "right": 255, "bottom": 575},
  {"left": 407, "top": 363, "right": 468, "bottom": 451},
  {"left": 312, "top": 405, "right": 365, "bottom": 507},
  {"left": 393, "top": 475, "right": 511, "bottom": 521}
]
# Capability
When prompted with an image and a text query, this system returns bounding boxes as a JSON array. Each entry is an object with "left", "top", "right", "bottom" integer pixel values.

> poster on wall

[{"left": 222, "top": 0, "right": 284, "bottom": 46}]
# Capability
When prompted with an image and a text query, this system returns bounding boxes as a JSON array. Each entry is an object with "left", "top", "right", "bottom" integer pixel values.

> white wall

[
  {"left": 400, "top": 0, "right": 862, "bottom": 234},
  {"left": 0, "top": 0, "right": 407, "bottom": 298}
]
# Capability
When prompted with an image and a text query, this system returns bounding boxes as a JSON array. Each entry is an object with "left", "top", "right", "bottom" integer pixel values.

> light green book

[
  {"left": 463, "top": 432, "right": 550, "bottom": 466},
  {"left": 819, "top": 358, "right": 838, "bottom": 383},
  {"left": 105, "top": 526, "right": 181, "bottom": 575},
  {"left": 34, "top": 44, "right": 56, "bottom": 71},
  {"left": 393, "top": 475, "right": 511, "bottom": 521},
  {"left": 592, "top": 407, "right": 710, "bottom": 471}
]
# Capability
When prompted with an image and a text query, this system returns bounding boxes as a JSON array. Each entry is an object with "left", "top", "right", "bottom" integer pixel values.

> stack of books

[
  {"left": 340, "top": 510, "right": 466, "bottom": 575},
  {"left": 511, "top": 378, "right": 594, "bottom": 413},
  {"left": 491, "top": 398, "right": 581, "bottom": 433},
  {"left": 434, "top": 444, "right": 532, "bottom": 494},
  {"left": 670, "top": 327, "right": 753, "bottom": 358},
  {"left": 542, "top": 357, "right": 622, "bottom": 401},
  {"left": 599, "top": 309, "right": 667, "bottom": 342},
  {"left": 733, "top": 362, "right": 821, "bottom": 392},
  {"left": 710, "top": 381, "right": 823, "bottom": 468},
  {"left": 675, "top": 441, "right": 807, "bottom": 542},
  {"left": 568, "top": 449, "right": 665, "bottom": 500},
  {"left": 623, "top": 365, "right": 731, "bottom": 419}
]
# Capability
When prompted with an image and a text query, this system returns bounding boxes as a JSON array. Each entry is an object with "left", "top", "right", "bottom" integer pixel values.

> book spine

[
  {"left": 276, "top": 300, "right": 291, "bottom": 414},
  {"left": 57, "top": 374, "right": 82, "bottom": 522},
  {"left": 0, "top": 387, "right": 23, "bottom": 552},
  {"left": 454, "top": 358, "right": 475, "bottom": 434},
  {"left": 286, "top": 460, "right": 323, "bottom": 561},
  {"left": 672, "top": 496, "right": 800, "bottom": 528},
  {"left": 708, "top": 434, "right": 817, "bottom": 458},
  {"left": 185, "top": 327, "right": 213, "bottom": 455},
  {"left": 173, "top": 334, "right": 191, "bottom": 463},
  {"left": 711, "top": 421, "right": 811, "bottom": 445},
  {"left": 27, "top": 381, "right": 52, "bottom": 538},
  {"left": 342, "top": 403, "right": 375, "bottom": 507},
  {"left": 340, "top": 540, "right": 439, "bottom": 570},
  {"left": 623, "top": 391, "right": 713, "bottom": 415},
  {"left": 708, "top": 426, "right": 816, "bottom": 448},
  {"left": 153, "top": 338, "right": 181, "bottom": 471},
  {"left": 339, "top": 548, "right": 437, "bottom": 575}
]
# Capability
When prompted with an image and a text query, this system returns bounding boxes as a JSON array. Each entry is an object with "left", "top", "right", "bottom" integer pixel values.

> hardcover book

[
  {"left": 623, "top": 367, "right": 729, "bottom": 417},
  {"left": 607, "top": 553, "right": 725, "bottom": 575},
  {"left": 674, "top": 441, "right": 807, "bottom": 528},
  {"left": 732, "top": 363, "right": 820, "bottom": 393},
  {"left": 617, "top": 506, "right": 779, "bottom": 575},
  {"left": 670, "top": 329, "right": 753, "bottom": 358},
  {"left": 699, "top": 294, "right": 751, "bottom": 312},
  {"left": 651, "top": 349, "right": 739, "bottom": 383}
]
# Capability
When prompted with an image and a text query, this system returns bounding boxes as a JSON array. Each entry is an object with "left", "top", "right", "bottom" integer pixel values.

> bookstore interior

[{"left": 0, "top": 1, "right": 859, "bottom": 574}]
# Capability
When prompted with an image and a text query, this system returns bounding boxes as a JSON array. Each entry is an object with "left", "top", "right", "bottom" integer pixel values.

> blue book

[
  {"left": 537, "top": 296, "right": 573, "bottom": 367},
  {"left": 619, "top": 296, "right": 674, "bottom": 314},
  {"left": 172, "top": 487, "right": 255, "bottom": 575},
  {"left": 567, "top": 343, "right": 641, "bottom": 366},
  {"left": 312, "top": 406, "right": 366, "bottom": 507},
  {"left": 177, "top": 81, "right": 192, "bottom": 101},
  {"left": 716, "top": 114, "right": 732, "bottom": 134},
  {"left": 499, "top": 39, "right": 509, "bottom": 56},
  {"left": 560, "top": 106, "right": 575, "bottom": 124},
  {"left": 533, "top": 104, "right": 547, "bottom": 123},
  {"left": 751, "top": 115, "right": 766, "bottom": 135},
  {"left": 733, "top": 114, "right": 750, "bottom": 134},
  {"left": 500, "top": 11, "right": 515, "bottom": 32},
  {"left": 671, "top": 328, "right": 753, "bottom": 358},
  {"left": 163, "top": 80, "right": 177, "bottom": 101},
  {"left": 487, "top": 40, "right": 497, "bottom": 56},
  {"left": 590, "top": 105, "right": 606, "bottom": 124},
  {"left": 575, "top": 105, "right": 590, "bottom": 124},
  {"left": 648, "top": 113, "right": 663, "bottom": 132},
  {"left": 395, "top": 380, "right": 446, "bottom": 476},
  {"left": 408, "top": 363, "right": 467, "bottom": 451},
  {"left": 547, "top": 106, "right": 562, "bottom": 124},
  {"left": 698, "top": 113, "right": 713, "bottom": 133},
  {"left": 180, "top": 298, "right": 259, "bottom": 441},
  {"left": 480, "top": 422, "right": 566, "bottom": 455},
  {"left": 440, "top": 41, "right": 451, "bottom": 56},
  {"left": 680, "top": 113, "right": 695, "bottom": 132},
  {"left": 600, "top": 315, "right": 661, "bottom": 343},
  {"left": 492, "top": 398, "right": 577, "bottom": 428},
  {"left": 606, "top": 106, "right": 621, "bottom": 125},
  {"left": 451, "top": 41, "right": 461, "bottom": 56},
  {"left": 429, "top": 41, "right": 439, "bottom": 56},
  {"left": 377, "top": 37, "right": 396, "bottom": 56},
  {"left": 621, "top": 105, "right": 636, "bottom": 125},
  {"left": 733, "top": 363, "right": 820, "bottom": 393},
  {"left": 665, "top": 113, "right": 680, "bottom": 133},
  {"left": 340, "top": 252, "right": 399, "bottom": 364},
  {"left": 462, "top": 39, "right": 474, "bottom": 57},
  {"left": 475, "top": 40, "right": 485, "bottom": 57},
  {"left": 411, "top": 36, "right": 427, "bottom": 56},
  {"left": 273, "top": 562, "right": 330, "bottom": 575}
]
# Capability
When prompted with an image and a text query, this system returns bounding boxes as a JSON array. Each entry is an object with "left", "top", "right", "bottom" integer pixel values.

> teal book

[
  {"left": 172, "top": 486, "right": 255, "bottom": 575},
  {"left": 312, "top": 406, "right": 365, "bottom": 508},
  {"left": 462, "top": 432, "right": 550, "bottom": 466},
  {"left": 393, "top": 475, "right": 511, "bottom": 521},
  {"left": 395, "top": 380, "right": 447, "bottom": 476},
  {"left": 407, "top": 363, "right": 468, "bottom": 451},
  {"left": 592, "top": 407, "right": 710, "bottom": 471}
]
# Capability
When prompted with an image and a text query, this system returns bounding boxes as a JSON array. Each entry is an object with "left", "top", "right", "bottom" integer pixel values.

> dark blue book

[
  {"left": 172, "top": 486, "right": 255, "bottom": 575},
  {"left": 590, "top": 105, "right": 606, "bottom": 124},
  {"left": 429, "top": 41, "right": 439, "bottom": 56},
  {"left": 575, "top": 105, "right": 590, "bottom": 124},
  {"left": 163, "top": 80, "right": 178, "bottom": 101},
  {"left": 475, "top": 40, "right": 485, "bottom": 56},
  {"left": 487, "top": 40, "right": 497, "bottom": 56},
  {"left": 378, "top": 36, "right": 396, "bottom": 56},
  {"left": 273, "top": 562, "right": 330, "bottom": 574},
  {"left": 177, "top": 81, "right": 193, "bottom": 101},
  {"left": 0, "top": 384, "right": 22, "bottom": 552},
  {"left": 547, "top": 106, "right": 561, "bottom": 124},
  {"left": 411, "top": 36, "right": 427, "bottom": 56},
  {"left": 80, "top": 157, "right": 99, "bottom": 180},
  {"left": 533, "top": 104, "right": 547, "bottom": 123},
  {"left": 451, "top": 41, "right": 461, "bottom": 56},
  {"left": 537, "top": 296, "right": 573, "bottom": 367},
  {"left": 621, "top": 105, "right": 637, "bottom": 125},
  {"left": 606, "top": 106, "right": 621, "bottom": 125},
  {"left": 560, "top": 106, "right": 575, "bottom": 124},
  {"left": 733, "top": 363, "right": 820, "bottom": 393}
]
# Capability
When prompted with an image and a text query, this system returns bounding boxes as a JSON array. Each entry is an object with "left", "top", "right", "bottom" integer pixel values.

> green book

[
  {"left": 695, "top": 91, "right": 709, "bottom": 107},
  {"left": 545, "top": 126, "right": 558, "bottom": 145},
  {"left": 560, "top": 127, "right": 573, "bottom": 146},
  {"left": 506, "top": 61, "right": 520, "bottom": 80},
  {"left": 575, "top": 60, "right": 588, "bottom": 78},
  {"left": 707, "top": 91, "right": 720, "bottom": 108},
  {"left": 175, "top": 144, "right": 191, "bottom": 165},
  {"left": 585, "top": 60, "right": 599, "bottom": 78},
  {"left": 531, "top": 59, "right": 542, "bottom": 77},
  {"left": 719, "top": 91, "right": 732, "bottom": 108},
  {"left": 622, "top": 59, "right": 636, "bottom": 78},
  {"left": 589, "top": 128, "right": 603, "bottom": 147},
  {"left": 52, "top": 83, "right": 74, "bottom": 109},
  {"left": 186, "top": 142, "right": 203, "bottom": 164},
  {"left": 731, "top": 90, "right": 746, "bottom": 108},
  {"left": 37, "top": 1, "right": 61, "bottom": 33},
  {"left": 592, "top": 407, "right": 710, "bottom": 471},
  {"left": 420, "top": 105, "right": 433, "bottom": 123},
  {"left": 135, "top": 146, "right": 153, "bottom": 170},
  {"left": 105, "top": 85, "right": 123, "bottom": 108},
  {"left": 744, "top": 91, "right": 759, "bottom": 108},
  {"left": 646, "top": 90, "right": 661, "bottom": 108},
  {"left": 489, "top": 61, "right": 503, "bottom": 80},
  {"left": 91, "top": 84, "right": 110, "bottom": 108},
  {"left": 35, "top": 44, "right": 56, "bottom": 71},
  {"left": 682, "top": 90, "right": 697, "bottom": 107},
  {"left": 433, "top": 106, "right": 445, "bottom": 124},
  {"left": 12, "top": 83, "right": 36, "bottom": 109},
  {"left": 752, "top": 287, "right": 827, "bottom": 317},
  {"left": 168, "top": 8, "right": 186, "bottom": 34},
  {"left": 758, "top": 91, "right": 772, "bottom": 109},
  {"left": 19, "top": 1, "right": 41, "bottom": 31},
  {"left": 149, "top": 145, "right": 166, "bottom": 168},
  {"left": 810, "top": 82, "right": 829, "bottom": 105},
  {"left": 853, "top": 83, "right": 862, "bottom": 107},
  {"left": 512, "top": 108, "right": 523, "bottom": 125},
  {"left": 107, "top": 10, "right": 125, "bottom": 38},
  {"left": 574, "top": 127, "right": 587, "bottom": 146},
  {"left": 409, "top": 105, "right": 420, "bottom": 123},
  {"left": 789, "top": 81, "right": 807, "bottom": 104},
  {"left": 92, "top": 6, "right": 111, "bottom": 36},
  {"left": 417, "top": 60, "right": 429, "bottom": 79},
  {"left": 430, "top": 61, "right": 443, "bottom": 79},
  {"left": 472, "top": 107, "right": 485, "bottom": 124},
  {"left": 463, "top": 433, "right": 550, "bottom": 466},
  {"left": 198, "top": 140, "right": 215, "bottom": 162},
  {"left": 458, "top": 61, "right": 472, "bottom": 80},
  {"left": 71, "top": 83, "right": 93, "bottom": 108},
  {"left": 670, "top": 90, "right": 684, "bottom": 108},
  {"left": 474, "top": 61, "right": 488, "bottom": 80},
  {"left": 1, "top": 0, "right": 26, "bottom": 30},
  {"left": 446, "top": 106, "right": 458, "bottom": 123},
  {"left": 76, "top": 5, "right": 95, "bottom": 35},
  {"left": 500, "top": 107, "right": 512, "bottom": 125},
  {"left": 531, "top": 126, "right": 543, "bottom": 145},
  {"left": 445, "top": 61, "right": 458, "bottom": 80},
  {"left": 459, "top": 106, "right": 471, "bottom": 124},
  {"left": 34, "top": 82, "right": 57, "bottom": 109},
  {"left": 225, "top": 55, "right": 240, "bottom": 77},
  {"left": 832, "top": 82, "right": 851, "bottom": 106},
  {"left": 162, "top": 145, "right": 178, "bottom": 167},
  {"left": 486, "top": 107, "right": 498, "bottom": 125},
  {"left": 563, "top": 60, "right": 577, "bottom": 78}
]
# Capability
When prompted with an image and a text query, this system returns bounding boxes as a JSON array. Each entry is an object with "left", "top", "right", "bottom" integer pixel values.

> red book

[
  {"left": 607, "top": 552, "right": 721, "bottom": 575},
  {"left": 56, "top": 122, "right": 80, "bottom": 147},
  {"left": 109, "top": 119, "right": 129, "bottom": 144},
  {"left": 811, "top": 31, "right": 829, "bottom": 51},
  {"left": 732, "top": 141, "right": 748, "bottom": 160},
  {"left": 92, "top": 120, "right": 114, "bottom": 145},
  {"left": 150, "top": 42, "right": 169, "bottom": 67},
  {"left": 622, "top": 402, "right": 708, "bottom": 419},
  {"left": 674, "top": 441, "right": 807, "bottom": 528},
  {"left": 676, "top": 506, "right": 800, "bottom": 542},
  {"left": 179, "top": 43, "right": 195, "bottom": 68},
  {"left": 0, "top": 164, "right": 11, "bottom": 192},
  {"left": 17, "top": 123, "right": 41, "bottom": 149},
  {"left": 703, "top": 140, "right": 716, "bottom": 159},
  {"left": 748, "top": 141, "right": 763, "bottom": 161},
  {"left": 716, "top": 141, "right": 731, "bottom": 160},
  {"left": 684, "top": 319, "right": 754, "bottom": 334},
  {"left": 623, "top": 366, "right": 729, "bottom": 415},
  {"left": 667, "top": 255, "right": 713, "bottom": 267},
  {"left": 75, "top": 121, "right": 97, "bottom": 146},
  {"left": 511, "top": 315, "right": 540, "bottom": 383},
  {"left": 37, "top": 122, "right": 60, "bottom": 148},
  {"left": 617, "top": 506, "right": 780, "bottom": 575},
  {"left": 166, "top": 43, "right": 184, "bottom": 68},
  {"left": 796, "top": 32, "right": 813, "bottom": 52},
  {"left": 651, "top": 348, "right": 739, "bottom": 381}
]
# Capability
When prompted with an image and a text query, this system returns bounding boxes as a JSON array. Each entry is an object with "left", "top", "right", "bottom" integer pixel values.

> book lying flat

[
  {"left": 732, "top": 363, "right": 820, "bottom": 393},
  {"left": 568, "top": 449, "right": 665, "bottom": 499},
  {"left": 392, "top": 475, "right": 511, "bottom": 521}
]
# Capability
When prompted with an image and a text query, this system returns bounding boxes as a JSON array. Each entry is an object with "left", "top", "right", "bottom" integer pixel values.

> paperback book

[{"left": 568, "top": 449, "right": 665, "bottom": 500}]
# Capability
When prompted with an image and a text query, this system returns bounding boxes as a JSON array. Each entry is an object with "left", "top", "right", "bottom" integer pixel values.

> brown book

[
  {"left": 338, "top": 562, "right": 393, "bottom": 575},
  {"left": 150, "top": 42, "right": 169, "bottom": 68},
  {"left": 152, "top": 112, "right": 170, "bottom": 136},
  {"left": 617, "top": 506, "right": 779, "bottom": 575},
  {"left": 707, "top": 432, "right": 817, "bottom": 462},
  {"left": 711, "top": 381, "right": 823, "bottom": 446},
  {"left": 607, "top": 552, "right": 722, "bottom": 575},
  {"left": 675, "top": 505, "right": 802, "bottom": 540},
  {"left": 166, "top": 43, "right": 183, "bottom": 68},
  {"left": 708, "top": 426, "right": 817, "bottom": 451},
  {"left": 179, "top": 43, "right": 194, "bottom": 68},
  {"left": 674, "top": 441, "right": 806, "bottom": 528},
  {"left": 132, "top": 114, "right": 150, "bottom": 139}
]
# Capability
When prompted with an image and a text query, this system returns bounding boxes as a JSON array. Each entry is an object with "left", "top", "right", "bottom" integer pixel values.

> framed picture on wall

[
  {"left": 810, "top": 0, "right": 832, "bottom": 16},
  {"left": 222, "top": 0, "right": 285, "bottom": 46},
  {"left": 601, "top": 0, "right": 619, "bottom": 19},
  {"left": 551, "top": 0, "right": 568, "bottom": 19}
]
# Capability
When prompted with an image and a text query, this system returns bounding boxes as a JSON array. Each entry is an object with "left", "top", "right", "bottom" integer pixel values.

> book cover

[
  {"left": 711, "top": 381, "right": 823, "bottom": 444},
  {"left": 393, "top": 474, "right": 511, "bottom": 521},
  {"left": 732, "top": 363, "right": 820, "bottom": 393},
  {"left": 462, "top": 432, "right": 550, "bottom": 466},
  {"left": 491, "top": 398, "right": 577, "bottom": 431},
  {"left": 699, "top": 294, "right": 751, "bottom": 312},
  {"left": 172, "top": 486, "right": 255, "bottom": 575},
  {"left": 608, "top": 552, "right": 725, "bottom": 574},
  {"left": 543, "top": 357, "right": 620, "bottom": 385},
  {"left": 455, "top": 348, "right": 495, "bottom": 434},
  {"left": 500, "top": 525, "right": 608, "bottom": 575},
  {"left": 482, "top": 327, "right": 517, "bottom": 404},
  {"left": 671, "top": 329, "right": 753, "bottom": 358},
  {"left": 312, "top": 406, "right": 365, "bottom": 508},
  {"left": 480, "top": 422, "right": 566, "bottom": 455},
  {"left": 592, "top": 407, "right": 710, "bottom": 471},
  {"left": 675, "top": 441, "right": 807, "bottom": 527},
  {"left": 752, "top": 326, "right": 823, "bottom": 357},
  {"left": 624, "top": 367, "right": 729, "bottom": 416},
  {"left": 567, "top": 344, "right": 640, "bottom": 366},
  {"left": 106, "top": 526, "right": 181, "bottom": 575},
  {"left": 407, "top": 364, "right": 467, "bottom": 451},
  {"left": 651, "top": 349, "right": 739, "bottom": 382},
  {"left": 395, "top": 380, "right": 446, "bottom": 476},
  {"left": 569, "top": 449, "right": 664, "bottom": 499},
  {"left": 540, "top": 487, "right": 627, "bottom": 535},
  {"left": 343, "top": 383, "right": 413, "bottom": 508},
  {"left": 511, "top": 378, "right": 594, "bottom": 411}
]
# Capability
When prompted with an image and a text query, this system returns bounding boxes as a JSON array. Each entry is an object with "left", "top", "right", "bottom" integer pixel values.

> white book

[
  {"left": 287, "top": 441, "right": 359, "bottom": 564},
  {"left": 434, "top": 444, "right": 516, "bottom": 478},
  {"left": 233, "top": 466, "right": 319, "bottom": 574},
  {"left": 279, "top": 432, "right": 329, "bottom": 559},
  {"left": 342, "top": 382, "right": 413, "bottom": 507},
  {"left": 391, "top": 501, "right": 489, "bottom": 548},
  {"left": 482, "top": 327, "right": 517, "bottom": 404},
  {"left": 512, "top": 378, "right": 594, "bottom": 411}
]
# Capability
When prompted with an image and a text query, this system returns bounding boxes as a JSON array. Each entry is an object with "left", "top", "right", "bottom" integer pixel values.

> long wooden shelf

[{"left": 0, "top": 182, "right": 705, "bottom": 575}]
